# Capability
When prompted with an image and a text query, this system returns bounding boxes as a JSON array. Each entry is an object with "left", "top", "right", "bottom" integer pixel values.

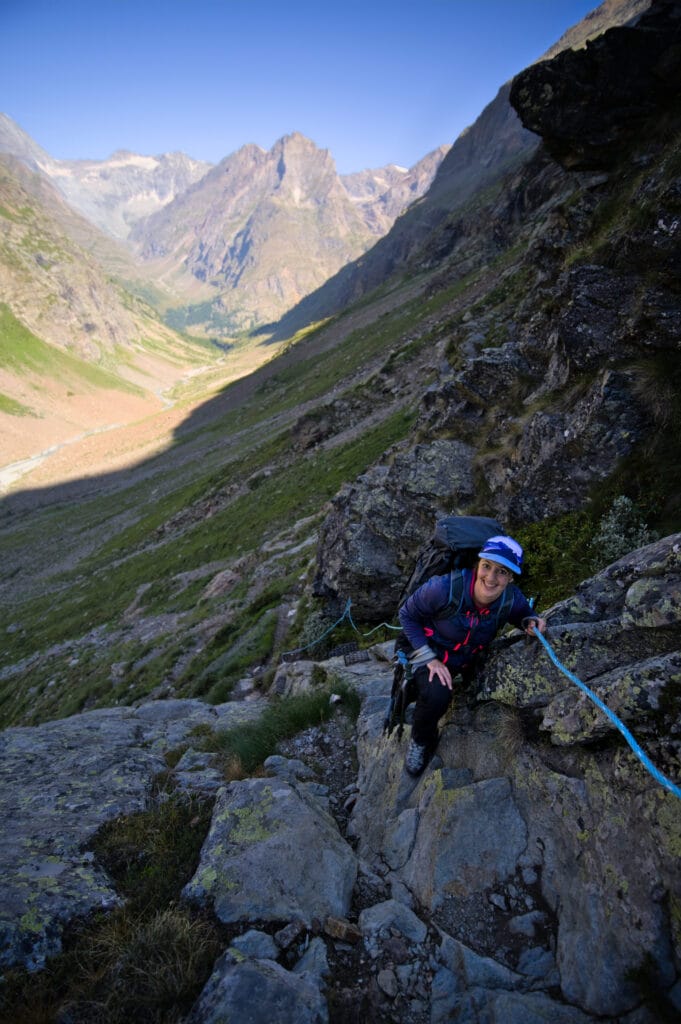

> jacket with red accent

[{"left": 397, "top": 568, "right": 533, "bottom": 669}]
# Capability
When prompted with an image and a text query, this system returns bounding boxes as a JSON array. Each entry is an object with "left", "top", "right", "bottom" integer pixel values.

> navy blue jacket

[{"left": 398, "top": 568, "right": 533, "bottom": 669}]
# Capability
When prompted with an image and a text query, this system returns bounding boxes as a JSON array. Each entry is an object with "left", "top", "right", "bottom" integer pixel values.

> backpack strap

[{"left": 441, "top": 569, "right": 466, "bottom": 619}]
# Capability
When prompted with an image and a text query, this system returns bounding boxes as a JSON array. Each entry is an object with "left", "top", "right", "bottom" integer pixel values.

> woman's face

[{"left": 474, "top": 558, "right": 513, "bottom": 606}]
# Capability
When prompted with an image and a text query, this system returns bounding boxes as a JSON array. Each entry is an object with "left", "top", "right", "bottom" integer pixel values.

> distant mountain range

[
  {"left": 0, "top": 115, "right": 446, "bottom": 472},
  {"left": 0, "top": 115, "right": 448, "bottom": 332},
  {"left": 0, "top": 116, "right": 212, "bottom": 241},
  {"left": 131, "top": 133, "right": 448, "bottom": 330}
]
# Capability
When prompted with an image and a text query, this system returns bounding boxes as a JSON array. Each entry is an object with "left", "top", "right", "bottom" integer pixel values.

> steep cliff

[
  {"left": 314, "top": 0, "right": 681, "bottom": 620},
  {"left": 268, "top": 0, "right": 653, "bottom": 341}
]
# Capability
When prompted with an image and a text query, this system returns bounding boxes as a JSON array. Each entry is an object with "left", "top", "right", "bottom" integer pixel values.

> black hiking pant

[
  {"left": 410, "top": 661, "right": 477, "bottom": 747},
  {"left": 410, "top": 665, "right": 456, "bottom": 747}
]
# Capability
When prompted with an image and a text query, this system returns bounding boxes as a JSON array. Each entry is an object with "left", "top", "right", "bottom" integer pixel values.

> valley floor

[{"left": 0, "top": 342, "right": 281, "bottom": 500}]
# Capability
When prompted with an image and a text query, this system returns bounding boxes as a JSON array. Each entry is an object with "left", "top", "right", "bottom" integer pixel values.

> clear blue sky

[{"left": 2, "top": 0, "right": 599, "bottom": 174}]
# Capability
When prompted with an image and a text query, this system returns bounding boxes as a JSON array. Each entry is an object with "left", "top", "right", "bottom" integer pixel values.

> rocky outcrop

[
  {"left": 268, "top": 0, "right": 652, "bottom": 342},
  {"left": 2, "top": 538, "right": 679, "bottom": 1022},
  {"left": 0, "top": 699, "right": 263, "bottom": 971},
  {"left": 313, "top": 0, "right": 680, "bottom": 615},
  {"left": 341, "top": 146, "right": 450, "bottom": 229},
  {"left": 349, "top": 533, "right": 681, "bottom": 1020},
  {"left": 183, "top": 772, "right": 357, "bottom": 926},
  {"left": 510, "top": 0, "right": 681, "bottom": 170},
  {"left": 314, "top": 439, "right": 476, "bottom": 619},
  {"left": 186, "top": 950, "right": 330, "bottom": 1024},
  {"left": 481, "top": 532, "right": 681, "bottom": 744}
]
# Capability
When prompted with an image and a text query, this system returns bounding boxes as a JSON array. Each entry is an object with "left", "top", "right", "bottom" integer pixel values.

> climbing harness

[{"left": 534, "top": 629, "right": 681, "bottom": 801}]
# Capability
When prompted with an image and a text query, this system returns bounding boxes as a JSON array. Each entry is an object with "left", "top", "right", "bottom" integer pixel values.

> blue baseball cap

[{"left": 478, "top": 535, "right": 523, "bottom": 575}]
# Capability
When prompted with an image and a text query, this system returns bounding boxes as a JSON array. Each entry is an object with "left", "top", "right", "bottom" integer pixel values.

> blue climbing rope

[
  {"left": 281, "top": 598, "right": 400, "bottom": 659},
  {"left": 281, "top": 599, "right": 355, "bottom": 659},
  {"left": 534, "top": 628, "right": 681, "bottom": 800},
  {"left": 345, "top": 599, "right": 401, "bottom": 638}
]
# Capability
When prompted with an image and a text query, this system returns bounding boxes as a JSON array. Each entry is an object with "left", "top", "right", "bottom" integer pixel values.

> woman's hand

[
  {"left": 524, "top": 617, "right": 547, "bottom": 636},
  {"left": 427, "top": 658, "right": 453, "bottom": 689}
]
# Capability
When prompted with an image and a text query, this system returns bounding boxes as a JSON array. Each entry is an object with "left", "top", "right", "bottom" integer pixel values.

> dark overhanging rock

[{"left": 509, "top": 0, "right": 681, "bottom": 170}]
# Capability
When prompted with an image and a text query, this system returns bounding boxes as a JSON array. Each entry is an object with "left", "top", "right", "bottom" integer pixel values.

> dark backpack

[{"left": 384, "top": 515, "right": 514, "bottom": 737}]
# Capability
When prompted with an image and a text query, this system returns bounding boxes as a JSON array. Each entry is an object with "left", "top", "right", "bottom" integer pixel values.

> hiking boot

[{"left": 404, "top": 738, "right": 427, "bottom": 777}]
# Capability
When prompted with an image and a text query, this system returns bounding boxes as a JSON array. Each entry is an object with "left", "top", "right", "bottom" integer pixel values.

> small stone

[
  {"left": 382, "top": 936, "right": 410, "bottom": 963},
  {"left": 489, "top": 892, "right": 508, "bottom": 911},
  {"left": 232, "top": 929, "right": 278, "bottom": 960},
  {"left": 324, "top": 916, "right": 362, "bottom": 944},
  {"left": 274, "top": 919, "right": 306, "bottom": 949},
  {"left": 509, "top": 910, "right": 546, "bottom": 937},
  {"left": 377, "top": 968, "right": 399, "bottom": 998}
]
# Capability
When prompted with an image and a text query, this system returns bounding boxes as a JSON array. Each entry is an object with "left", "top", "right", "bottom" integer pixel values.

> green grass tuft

[{"left": 199, "top": 683, "right": 361, "bottom": 776}]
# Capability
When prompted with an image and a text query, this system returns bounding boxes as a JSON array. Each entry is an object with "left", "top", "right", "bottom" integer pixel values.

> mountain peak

[
  {"left": 277, "top": 131, "right": 319, "bottom": 148},
  {"left": 0, "top": 113, "right": 54, "bottom": 170}
]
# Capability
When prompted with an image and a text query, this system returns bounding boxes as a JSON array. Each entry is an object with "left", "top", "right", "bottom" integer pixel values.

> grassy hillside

[
  {"left": 1, "top": 75, "right": 679, "bottom": 731},
  {"left": 1, "top": 210, "right": 673, "bottom": 731},
  {"left": 0, "top": 274, "right": 432, "bottom": 727},
  {"left": 0, "top": 304, "right": 145, "bottom": 395}
]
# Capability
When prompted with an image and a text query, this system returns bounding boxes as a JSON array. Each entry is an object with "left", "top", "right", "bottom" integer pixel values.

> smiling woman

[{"left": 397, "top": 533, "right": 547, "bottom": 776}]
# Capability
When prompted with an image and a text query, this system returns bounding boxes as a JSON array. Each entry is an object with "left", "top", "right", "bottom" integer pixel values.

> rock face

[
  {"left": 349, "top": 533, "right": 681, "bottom": 1020},
  {"left": 2, "top": 537, "right": 679, "bottom": 1022},
  {"left": 0, "top": 155, "right": 163, "bottom": 359},
  {"left": 183, "top": 774, "right": 357, "bottom": 926},
  {"left": 269, "top": 0, "right": 652, "bottom": 341},
  {"left": 510, "top": 0, "right": 681, "bottom": 170},
  {"left": 314, "top": 439, "right": 476, "bottom": 619},
  {"left": 186, "top": 951, "right": 329, "bottom": 1024},
  {"left": 313, "top": 0, "right": 681, "bottom": 617},
  {"left": 0, "top": 699, "right": 263, "bottom": 971}
]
